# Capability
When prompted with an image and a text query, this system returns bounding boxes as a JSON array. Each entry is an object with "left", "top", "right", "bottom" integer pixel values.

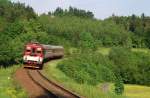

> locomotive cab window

[
  {"left": 26, "top": 47, "right": 31, "bottom": 52},
  {"left": 36, "top": 48, "right": 42, "bottom": 54},
  {"left": 26, "top": 49, "right": 31, "bottom": 52},
  {"left": 36, "top": 50, "right": 42, "bottom": 53}
]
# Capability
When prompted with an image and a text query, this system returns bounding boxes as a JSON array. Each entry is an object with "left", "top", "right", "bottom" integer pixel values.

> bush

[
  {"left": 114, "top": 76, "right": 124, "bottom": 95},
  {"left": 109, "top": 47, "right": 150, "bottom": 86},
  {"left": 38, "top": 15, "right": 132, "bottom": 47},
  {"left": 57, "top": 51, "right": 115, "bottom": 85}
]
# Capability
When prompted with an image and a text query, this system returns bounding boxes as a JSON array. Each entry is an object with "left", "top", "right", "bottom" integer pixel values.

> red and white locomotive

[{"left": 23, "top": 42, "right": 64, "bottom": 68}]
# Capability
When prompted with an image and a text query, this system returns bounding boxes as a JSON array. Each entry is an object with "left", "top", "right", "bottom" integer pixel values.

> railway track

[{"left": 26, "top": 69, "right": 82, "bottom": 98}]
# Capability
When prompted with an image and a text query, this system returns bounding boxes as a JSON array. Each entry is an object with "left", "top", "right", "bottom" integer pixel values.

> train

[{"left": 23, "top": 42, "right": 64, "bottom": 69}]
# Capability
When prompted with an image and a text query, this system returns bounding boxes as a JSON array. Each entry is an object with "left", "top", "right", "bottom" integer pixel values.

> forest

[{"left": 0, "top": 0, "right": 150, "bottom": 94}]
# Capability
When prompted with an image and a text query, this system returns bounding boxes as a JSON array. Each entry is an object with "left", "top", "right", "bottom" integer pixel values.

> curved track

[
  {"left": 26, "top": 69, "right": 82, "bottom": 98},
  {"left": 15, "top": 68, "right": 55, "bottom": 98}
]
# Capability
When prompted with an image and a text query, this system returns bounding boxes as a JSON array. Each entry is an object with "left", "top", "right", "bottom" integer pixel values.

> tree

[
  {"left": 53, "top": 7, "right": 64, "bottom": 16},
  {"left": 114, "top": 75, "right": 124, "bottom": 95},
  {"left": 52, "top": 6, "right": 94, "bottom": 19},
  {"left": 79, "top": 32, "right": 96, "bottom": 50},
  {"left": 141, "top": 13, "right": 146, "bottom": 33},
  {"left": 129, "top": 14, "right": 136, "bottom": 32},
  {"left": 145, "top": 28, "right": 150, "bottom": 48}
]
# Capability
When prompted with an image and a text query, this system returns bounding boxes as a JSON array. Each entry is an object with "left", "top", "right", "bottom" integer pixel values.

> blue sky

[{"left": 11, "top": 0, "right": 150, "bottom": 19}]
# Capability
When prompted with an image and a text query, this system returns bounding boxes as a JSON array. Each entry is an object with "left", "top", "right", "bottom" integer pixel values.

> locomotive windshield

[
  {"left": 26, "top": 49, "right": 31, "bottom": 52},
  {"left": 36, "top": 48, "right": 42, "bottom": 54},
  {"left": 25, "top": 46, "right": 42, "bottom": 55},
  {"left": 36, "top": 50, "right": 41, "bottom": 54},
  {"left": 26, "top": 47, "right": 31, "bottom": 52}
]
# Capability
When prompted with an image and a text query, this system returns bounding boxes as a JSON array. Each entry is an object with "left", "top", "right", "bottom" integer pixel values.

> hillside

[
  {"left": 42, "top": 60, "right": 126, "bottom": 98},
  {"left": 41, "top": 59, "right": 150, "bottom": 98},
  {"left": 0, "top": 0, "right": 150, "bottom": 98}
]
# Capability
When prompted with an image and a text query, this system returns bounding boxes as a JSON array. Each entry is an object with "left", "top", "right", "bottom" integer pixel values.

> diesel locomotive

[{"left": 23, "top": 42, "right": 64, "bottom": 69}]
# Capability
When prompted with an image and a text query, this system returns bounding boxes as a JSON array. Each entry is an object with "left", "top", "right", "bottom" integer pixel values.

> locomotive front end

[{"left": 23, "top": 43, "right": 44, "bottom": 69}]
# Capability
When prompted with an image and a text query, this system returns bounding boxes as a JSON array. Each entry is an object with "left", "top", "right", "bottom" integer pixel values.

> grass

[
  {"left": 42, "top": 60, "right": 125, "bottom": 98},
  {"left": 97, "top": 47, "right": 111, "bottom": 55},
  {"left": 97, "top": 47, "right": 150, "bottom": 56},
  {"left": 124, "top": 84, "right": 150, "bottom": 98},
  {"left": 131, "top": 48, "right": 150, "bottom": 53},
  {"left": 0, "top": 65, "right": 27, "bottom": 98}
]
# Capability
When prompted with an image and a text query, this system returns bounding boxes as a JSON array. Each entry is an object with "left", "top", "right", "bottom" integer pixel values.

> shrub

[
  {"left": 109, "top": 47, "right": 150, "bottom": 86},
  {"left": 114, "top": 76, "right": 124, "bottom": 95},
  {"left": 57, "top": 51, "right": 115, "bottom": 85}
]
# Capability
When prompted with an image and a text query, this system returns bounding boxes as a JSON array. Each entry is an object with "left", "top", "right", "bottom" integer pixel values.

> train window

[
  {"left": 26, "top": 46, "right": 31, "bottom": 52},
  {"left": 36, "top": 48, "right": 42, "bottom": 54},
  {"left": 26, "top": 49, "right": 31, "bottom": 52},
  {"left": 37, "top": 50, "right": 41, "bottom": 54}
]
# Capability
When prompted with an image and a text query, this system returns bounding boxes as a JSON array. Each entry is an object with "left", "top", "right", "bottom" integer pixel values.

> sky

[{"left": 11, "top": 0, "right": 150, "bottom": 19}]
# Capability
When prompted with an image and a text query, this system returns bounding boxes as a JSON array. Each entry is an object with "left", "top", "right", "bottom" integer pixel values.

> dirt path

[{"left": 15, "top": 68, "right": 55, "bottom": 98}]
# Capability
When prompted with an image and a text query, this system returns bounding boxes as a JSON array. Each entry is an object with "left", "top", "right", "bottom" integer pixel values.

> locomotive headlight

[
  {"left": 23, "top": 56, "right": 27, "bottom": 62},
  {"left": 37, "top": 48, "right": 42, "bottom": 51},
  {"left": 23, "top": 56, "right": 26, "bottom": 60},
  {"left": 39, "top": 57, "right": 43, "bottom": 62},
  {"left": 38, "top": 57, "right": 43, "bottom": 64}
]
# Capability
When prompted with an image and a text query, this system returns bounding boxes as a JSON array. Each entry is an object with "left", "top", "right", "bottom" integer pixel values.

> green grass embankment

[
  {"left": 42, "top": 60, "right": 125, "bottom": 98},
  {"left": 42, "top": 60, "right": 150, "bottom": 98}
]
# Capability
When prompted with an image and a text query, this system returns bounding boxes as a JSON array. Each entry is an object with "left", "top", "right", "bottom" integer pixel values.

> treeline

[
  {"left": 38, "top": 15, "right": 132, "bottom": 48},
  {"left": 107, "top": 14, "right": 150, "bottom": 48},
  {"left": 48, "top": 6, "right": 94, "bottom": 19},
  {"left": 0, "top": 0, "right": 36, "bottom": 23}
]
